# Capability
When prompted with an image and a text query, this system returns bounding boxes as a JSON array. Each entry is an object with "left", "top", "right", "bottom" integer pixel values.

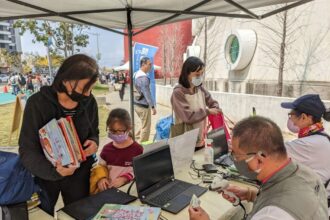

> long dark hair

[
  {"left": 179, "top": 56, "right": 205, "bottom": 88},
  {"left": 52, "top": 54, "right": 99, "bottom": 93}
]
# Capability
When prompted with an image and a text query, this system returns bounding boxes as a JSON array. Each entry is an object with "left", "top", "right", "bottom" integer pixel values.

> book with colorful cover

[
  {"left": 62, "top": 118, "right": 82, "bottom": 162},
  {"left": 58, "top": 118, "right": 79, "bottom": 167},
  {"left": 39, "top": 119, "right": 69, "bottom": 166},
  {"left": 92, "top": 204, "right": 161, "bottom": 220},
  {"left": 66, "top": 116, "right": 86, "bottom": 161},
  {"left": 39, "top": 117, "right": 86, "bottom": 167},
  {"left": 49, "top": 118, "right": 72, "bottom": 166},
  {"left": 39, "top": 126, "right": 57, "bottom": 166}
]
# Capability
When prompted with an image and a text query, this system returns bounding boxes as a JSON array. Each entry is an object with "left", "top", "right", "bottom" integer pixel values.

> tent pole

[{"left": 127, "top": 8, "right": 135, "bottom": 140}]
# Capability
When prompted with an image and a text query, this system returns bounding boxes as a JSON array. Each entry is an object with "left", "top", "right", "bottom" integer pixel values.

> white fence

[{"left": 156, "top": 85, "right": 330, "bottom": 133}]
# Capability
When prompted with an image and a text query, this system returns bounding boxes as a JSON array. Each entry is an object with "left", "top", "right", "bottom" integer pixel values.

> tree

[
  {"left": 14, "top": 20, "right": 90, "bottom": 57},
  {"left": 257, "top": 5, "right": 307, "bottom": 96},
  {"left": 294, "top": 25, "right": 330, "bottom": 94},
  {"left": 194, "top": 17, "right": 223, "bottom": 82},
  {"left": 158, "top": 23, "right": 185, "bottom": 85},
  {"left": 34, "top": 54, "right": 64, "bottom": 69},
  {"left": 0, "top": 48, "right": 22, "bottom": 72}
]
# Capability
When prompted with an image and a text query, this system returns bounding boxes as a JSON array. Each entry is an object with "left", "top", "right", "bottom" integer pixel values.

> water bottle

[{"left": 204, "top": 139, "right": 214, "bottom": 164}]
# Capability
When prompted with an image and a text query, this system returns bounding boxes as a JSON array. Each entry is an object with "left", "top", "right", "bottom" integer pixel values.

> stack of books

[{"left": 39, "top": 117, "right": 86, "bottom": 167}]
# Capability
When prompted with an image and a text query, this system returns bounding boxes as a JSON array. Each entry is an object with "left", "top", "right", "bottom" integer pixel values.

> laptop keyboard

[{"left": 149, "top": 181, "right": 192, "bottom": 206}]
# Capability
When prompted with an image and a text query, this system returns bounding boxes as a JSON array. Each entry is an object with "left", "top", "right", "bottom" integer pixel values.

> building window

[
  {"left": 229, "top": 36, "right": 239, "bottom": 63},
  {"left": 224, "top": 29, "right": 257, "bottom": 71}
]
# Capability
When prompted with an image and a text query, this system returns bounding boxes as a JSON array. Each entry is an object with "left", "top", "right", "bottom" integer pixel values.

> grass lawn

[
  {"left": 92, "top": 82, "right": 110, "bottom": 96},
  {"left": 0, "top": 102, "right": 109, "bottom": 147}
]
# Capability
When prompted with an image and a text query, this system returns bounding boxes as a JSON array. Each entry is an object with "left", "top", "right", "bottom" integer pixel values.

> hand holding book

[
  {"left": 55, "top": 161, "right": 77, "bottom": 177},
  {"left": 83, "top": 139, "right": 98, "bottom": 157},
  {"left": 39, "top": 117, "right": 87, "bottom": 167}
]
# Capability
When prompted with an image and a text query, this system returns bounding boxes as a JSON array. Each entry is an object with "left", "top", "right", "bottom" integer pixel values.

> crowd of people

[
  {"left": 5, "top": 72, "right": 53, "bottom": 95},
  {"left": 15, "top": 53, "right": 330, "bottom": 219}
]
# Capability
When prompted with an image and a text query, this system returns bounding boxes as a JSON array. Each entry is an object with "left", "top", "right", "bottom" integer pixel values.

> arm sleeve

[
  {"left": 201, "top": 87, "right": 219, "bottom": 109},
  {"left": 140, "top": 77, "right": 154, "bottom": 107},
  {"left": 119, "top": 167, "right": 134, "bottom": 181},
  {"left": 251, "top": 206, "right": 295, "bottom": 220},
  {"left": 171, "top": 88, "right": 209, "bottom": 124},
  {"left": 285, "top": 139, "right": 312, "bottom": 165},
  {"left": 88, "top": 98, "right": 99, "bottom": 145},
  {"left": 18, "top": 98, "right": 63, "bottom": 181}
]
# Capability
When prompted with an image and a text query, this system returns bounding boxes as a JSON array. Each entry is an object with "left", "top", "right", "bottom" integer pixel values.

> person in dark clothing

[
  {"left": 26, "top": 74, "right": 34, "bottom": 92},
  {"left": 18, "top": 54, "right": 99, "bottom": 216},
  {"left": 118, "top": 72, "right": 126, "bottom": 101}
]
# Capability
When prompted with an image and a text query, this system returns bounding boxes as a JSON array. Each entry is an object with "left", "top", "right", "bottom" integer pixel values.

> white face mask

[
  {"left": 245, "top": 155, "right": 262, "bottom": 173},
  {"left": 287, "top": 118, "right": 300, "bottom": 133},
  {"left": 191, "top": 76, "right": 203, "bottom": 87}
]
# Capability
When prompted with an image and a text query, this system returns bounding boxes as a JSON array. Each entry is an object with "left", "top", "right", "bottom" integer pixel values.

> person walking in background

[
  {"left": 118, "top": 72, "right": 126, "bottom": 101},
  {"left": 133, "top": 57, "right": 156, "bottom": 142},
  {"left": 171, "top": 56, "right": 221, "bottom": 149},
  {"left": 18, "top": 73, "right": 26, "bottom": 92},
  {"left": 26, "top": 74, "right": 34, "bottom": 93}
]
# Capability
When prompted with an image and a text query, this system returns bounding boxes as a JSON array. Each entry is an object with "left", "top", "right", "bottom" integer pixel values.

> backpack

[
  {"left": 0, "top": 151, "right": 39, "bottom": 205},
  {"left": 154, "top": 115, "right": 173, "bottom": 141},
  {"left": 19, "top": 76, "right": 26, "bottom": 85}
]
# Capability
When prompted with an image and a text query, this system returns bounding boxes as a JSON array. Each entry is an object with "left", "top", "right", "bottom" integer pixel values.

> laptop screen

[
  {"left": 207, "top": 127, "right": 228, "bottom": 159},
  {"left": 133, "top": 145, "right": 174, "bottom": 195}
]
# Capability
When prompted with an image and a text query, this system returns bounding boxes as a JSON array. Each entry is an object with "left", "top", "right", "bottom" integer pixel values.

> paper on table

[
  {"left": 143, "top": 139, "right": 168, "bottom": 154},
  {"left": 168, "top": 128, "right": 199, "bottom": 176}
]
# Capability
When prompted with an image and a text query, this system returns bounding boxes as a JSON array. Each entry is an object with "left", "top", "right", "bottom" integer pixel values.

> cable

[
  {"left": 190, "top": 160, "right": 205, "bottom": 178},
  {"left": 238, "top": 201, "right": 248, "bottom": 220},
  {"left": 127, "top": 179, "right": 135, "bottom": 195}
]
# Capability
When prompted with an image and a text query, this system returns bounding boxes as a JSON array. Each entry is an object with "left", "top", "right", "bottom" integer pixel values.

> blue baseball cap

[{"left": 281, "top": 94, "right": 326, "bottom": 119}]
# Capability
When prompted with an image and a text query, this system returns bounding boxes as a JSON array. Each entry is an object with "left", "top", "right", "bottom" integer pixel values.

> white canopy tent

[
  {"left": 0, "top": 0, "right": 313, "bottom": 138},
  {"left": 114, "top": 61, "right": 161, "bottom": 71}
]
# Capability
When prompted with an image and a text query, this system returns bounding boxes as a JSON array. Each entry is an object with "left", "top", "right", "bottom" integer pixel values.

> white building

[
  {"left": 0, "top": 20, "right": 22, "bottom": 53},
  {"left": 191, "top": 0, "right": 330, "bottom": 99}
]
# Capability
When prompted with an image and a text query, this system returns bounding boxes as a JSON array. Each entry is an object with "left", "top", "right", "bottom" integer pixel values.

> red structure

[{"left": 124, "top": 20, "right": 192, "bottom": 78}]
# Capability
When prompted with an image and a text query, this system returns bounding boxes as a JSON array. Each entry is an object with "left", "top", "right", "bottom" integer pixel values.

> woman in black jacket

[{"left": 19, "top": 54, "right": 99, "bottom": 215}]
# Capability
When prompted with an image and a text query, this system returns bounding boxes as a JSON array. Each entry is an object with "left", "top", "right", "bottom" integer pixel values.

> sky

[{"left": 20, "top": 26, "right": 124, "bottom": 68}]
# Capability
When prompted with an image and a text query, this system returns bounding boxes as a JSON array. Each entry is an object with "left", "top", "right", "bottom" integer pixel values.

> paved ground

[{"left": 99, "top": 87, "right": 172, "bottom": 147}]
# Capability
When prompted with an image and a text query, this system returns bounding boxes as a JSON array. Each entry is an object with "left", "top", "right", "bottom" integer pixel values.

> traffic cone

[{"left": 3, "top": 85, "right": 8, "bottom": 93}]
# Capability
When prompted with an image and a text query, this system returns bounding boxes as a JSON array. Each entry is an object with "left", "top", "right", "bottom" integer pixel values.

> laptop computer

[
  {"left": 133, "top": 145, "right": 207, "bottom": 214},
  {"left": 207, "top": 127, "right": 233, "bottom": 166}
]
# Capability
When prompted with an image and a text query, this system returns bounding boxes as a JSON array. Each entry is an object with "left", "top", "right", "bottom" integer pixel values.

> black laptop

[
  {"left": 133, "top": 145, "right": 207, "bottom": 214},
  {"left": 59, "top": 188, "right": 137, "bottom": 220},
  {"left": 207, "top": 127, "right": 233, "bottom": 166}
]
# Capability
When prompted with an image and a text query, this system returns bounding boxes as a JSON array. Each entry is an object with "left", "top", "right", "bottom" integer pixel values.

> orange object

[{"left": 3, "top": 85, "right": 8, "bottom": 93}]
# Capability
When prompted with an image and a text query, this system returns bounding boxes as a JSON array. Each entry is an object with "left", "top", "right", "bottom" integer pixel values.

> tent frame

[{"left": 1, "top": 0, "right": 313, "bottom": 139}]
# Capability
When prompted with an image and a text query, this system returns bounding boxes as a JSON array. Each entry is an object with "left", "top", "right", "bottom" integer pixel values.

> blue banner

[{"left": 133, "top": 42, "right": 158, "bottom": 106}]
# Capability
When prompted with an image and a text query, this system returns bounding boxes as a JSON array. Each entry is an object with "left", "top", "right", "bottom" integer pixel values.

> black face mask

[{"left": 64, "top": 82, "right": 90, "bottom": 102}]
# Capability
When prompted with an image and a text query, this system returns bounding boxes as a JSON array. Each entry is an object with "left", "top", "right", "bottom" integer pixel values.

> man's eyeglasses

[{"left": 229, "top": 151, "right": 257, "bottom": 161}]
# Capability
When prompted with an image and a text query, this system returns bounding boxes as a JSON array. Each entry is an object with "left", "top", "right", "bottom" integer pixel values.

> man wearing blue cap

[{"left": 281, "top": 94, "right": 330, "bottom": 214}]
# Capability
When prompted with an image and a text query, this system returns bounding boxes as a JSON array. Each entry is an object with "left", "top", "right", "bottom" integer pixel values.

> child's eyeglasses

[{"left": 107, "top": 128, "right": 127, "bottom": 134}]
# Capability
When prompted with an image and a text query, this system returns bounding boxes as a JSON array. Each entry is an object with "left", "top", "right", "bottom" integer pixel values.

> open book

[
  {"left": 93, "top": 204, "right": 161, "bottom": 220},
  {"left": 39, "top": 116, "right": 86, "bottom": 167}
]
